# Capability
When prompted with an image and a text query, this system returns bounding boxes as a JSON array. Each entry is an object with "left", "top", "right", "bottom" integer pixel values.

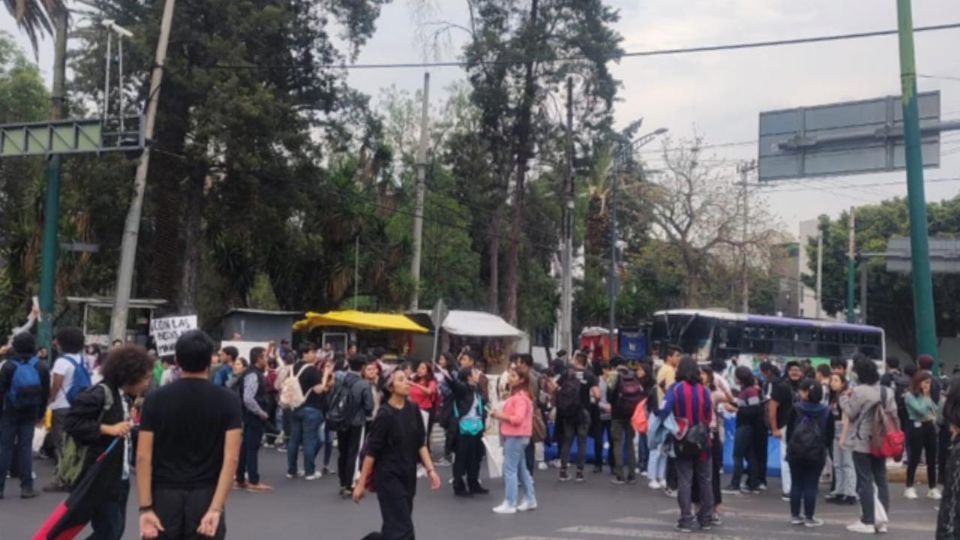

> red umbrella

[{"left": 34, "top": 438, "right": 121, "bottom": 540}]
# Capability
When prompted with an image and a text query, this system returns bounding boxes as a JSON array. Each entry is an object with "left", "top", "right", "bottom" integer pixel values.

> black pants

[
  {"left": 731, "top": 424, "right": 760, "bottom": 489},
  {"left": 264, "top": 393, "right": 280, "bottom": 445},
  {"left": 940, "top": 423, "right": 950, "bottom": 487},
  {"left": 362, "top": 477, "right": 416, "bottom": 540},
  {"left": 756, "top": 426, "right": 769, "bottom": 486},
  {"left": 907, "top": 420, "right": 938, "bottom": 488},
  {"left": 444, "top": 425, "right": 457, "bottom": 459},
  {"left": 337, "top": 426, "right": 364, "bottom": 489},
  {"left": 666, "top": 456, "right": 678, "bottom": 491},
  {"left": 154, "top": 486, "right": 226, "bottom": 540},
  {"left": 592, "top": 417, "right": 612, "bottom": 469},
  {"left": 853, "top": 452, "right": 890, "bottom": 525},
  {"left": 789, "top": 459, "right": 824, "bottom": 519},
  {"left": 560, "top": 413, "right": 589, "bottom": 471},
  {"left": 453, "top": 433, "right": 483, "bottom": 492},
  {"left": 677, "top": 455, "right": 713, "bottom": 527},
  {"left": 525, "top": 439, "right": 536, "bottom": 477},
  {"left": 692, "top": 437, "right": 723, "bottom": 508},
  {"left": 88, "top": 480, "right": 129, "bottom": 540},
  {"left": 237, "top": 417, "right": 264, "bottom": 485}
]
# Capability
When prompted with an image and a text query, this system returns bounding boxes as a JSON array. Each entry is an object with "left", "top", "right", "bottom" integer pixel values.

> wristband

[{"left": 138, "top": 505, "right": 154, "bottom": 514}]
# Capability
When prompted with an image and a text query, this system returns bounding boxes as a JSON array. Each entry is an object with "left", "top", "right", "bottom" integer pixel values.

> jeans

[
  {"left": 453, "top": 433, "right": 483, "bottom": 492},
  {"left": 731, "top": 424, "right": 759, "bottom": 489},
  {"left": 853, "top": 451, "right": 889, "bottom": 525},
  {"left": 831, "top": 424, "right": 856, "bottom": 497},
  {"left": 287, "top": 406, "right": 323, "bottom": 476},
  {"left": 238, "top": 416, "right": 265, "bottom": 485},
  {"left": 592, "top": 417, "right": 611, "bottom": 468},
  {"left": 0, "top": 411, "right": 35, "bottom": 493},
  {"left": 337, "top": 426, "right": 364, "bottom": 489},
  {"left": 647, "top": 442, "right": 667, "bottom": 481},
  {"left": 637, "top": 433, "right": 649, "bottom": 471},
  {"left": 87, "top": 479, "right": 129, "bottom": 540},
  {"left": 676, "top": 454, "right": 713, "bottom": 527},
  {"left": 789, "top": 459, "right": 824, "bottom": 519},
  {"left": 610, "top": 419, "right": 636, "bottom": 479},
  {"left": 906, "top": 420, "right": 938, "bottom": 488},
  {"left": 502, "top": 437, "right": 536, "bottom": 508},
  {"left": 559, "top": 413, "right": 590, "bottom": 471}
]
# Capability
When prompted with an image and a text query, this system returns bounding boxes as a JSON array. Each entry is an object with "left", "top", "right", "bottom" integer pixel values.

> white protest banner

[{"left": 149, "top": 315, "right": 198, "bottom": 356}]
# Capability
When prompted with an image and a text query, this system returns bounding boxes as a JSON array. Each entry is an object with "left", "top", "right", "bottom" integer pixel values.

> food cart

[{"left": 292, "top": 310, "right": 429, "bottom": 357}]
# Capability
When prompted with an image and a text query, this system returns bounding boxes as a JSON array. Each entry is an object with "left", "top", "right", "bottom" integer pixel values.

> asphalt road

[{"left": 2, "top": 448, "right": 940, "bottom": 539}]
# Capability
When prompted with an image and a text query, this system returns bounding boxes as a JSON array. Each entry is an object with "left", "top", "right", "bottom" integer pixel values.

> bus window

[
  {"left": 771, "top": 339, "right": 793, "bottom": 356},
  {"left": 715, "top": 324, "right": 742, "bottom": 349},
  {"left": 818, "top": 330, "right": 841, "bottom": 358},
  {"left": 794, "top": 339, "right": 817, "bottom": 356},
  {"left": 679, "top": 318, "right": 714, "bottom": 360}
]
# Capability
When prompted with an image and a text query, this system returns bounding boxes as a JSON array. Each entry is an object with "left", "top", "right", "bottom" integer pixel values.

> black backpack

[
  {"left": 555, "top": 369, "right": 582, "bottom": 418},
  {"left": 786, "top": 410, "right": 827, "bottom": 463},
  {"left": 616, "top": 371, "right": 644, "bottom": 419},
  {"left": 325, "top": 373, "right": 358, "bottom": 432}
]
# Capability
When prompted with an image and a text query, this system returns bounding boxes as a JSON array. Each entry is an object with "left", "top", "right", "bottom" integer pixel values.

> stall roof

[
  {"left": 441, "top": 310, "right": 523, "bottom": 338},
  {"left": 294, "top": 310, "right": 429, "bottom": 334}
]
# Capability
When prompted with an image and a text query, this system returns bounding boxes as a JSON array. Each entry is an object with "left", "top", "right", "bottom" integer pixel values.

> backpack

[
  {"left": 616, "top": 371, "right": 644, "bottom": 419},
  {"left": 6, "top": 357, "right": 42, "bottom": 410},
  {"left": 631, "top": 398, "right": 649, "bottom": 434},
  {"left": 870, "top": 387, "right": 905, "bottom": 461},
  {"left": 890, "top": 372, "right": 910, "bottom": 419},
  {"left": 279, "top": 364, "right": 312, "bottom": 410},
  {"left": 325, "top": 373, "right": 359, "bottom": 432},
  {"left": 58, "top": 384, "right": 114, "bottom": 488},
  {"left": 786, "top": 410, "right": 827, "bottom": 463},
  {"left": 556, "top": 369, "right": 583, "bottom": 419},
  {"left": 64, "top": 356, "right": 92, "bottom": 405}
]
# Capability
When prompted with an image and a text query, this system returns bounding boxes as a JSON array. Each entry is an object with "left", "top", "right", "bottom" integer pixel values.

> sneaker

[
  {"left": 710, "top": 515, "right": 723, "bottom": 526},
  {"left": 559, "top": 470, "right": 570, "bottom": 482},
  {"left": 640, "top": 470, "right": 649, "bottom": 478},
  {"left": 876, "top": 523, "right": 888, "bottom": 533},
  {"left": 322, "top": 466, "right": 333, "bottom": 476},
  {"left": 791, "top": 516, "right": 804, "bottom": 526},
  {"left": 453, "top": 488, "right": 473, "bottom": 498},
  {"left": 470, "top": 485, "right": 490, "bottom": 495},
  {"left": 20, "top": 488, "right": 36, "bottom": 499},
  {"left": 592, "top": 465, "right": 603, "bottom": 474},
  {"left": 492, "top": 502, "right": 517, "bottom": 514},
  {"left": 648, "top": 479, "right": 663, "bottom": 490},
  {"left": 846, "top": 521, "right": 877, "bottom": 534},
  {"left": 741, "top": 486, "right": 759, "bottom": 495},
  {"left": 675, "top": 523, "right": 693, "bottom": 533},
  {"left": 285, "top": 473, "right": 297, "bottom": 479},
  {"left": 304, "top": 473, "right": 322, "bottom": 481},
  {"left": 699, "top": 523, "right": 712, "bottom": 532},
  {"left": 929, "top": 487, "right": 943, "bottom": 500},
  {"left": 757, "top": 483, "right": 768, "bottom": 491},
  {"left": 575, "top": 471, "right": 585, "bottom": 483},
  {"left": 664, "top": 488, "right": 677, "bottom": 498},
  {"left": 722, "top": 484, "right": 741, "bottom": 495},
  {"left": 611, "top": 476, "right": 625, "bottom": 485},
  {"left": 626, "top": 475, "right": 637, "bottom": 485},
  {"left": 841, "top": 495, "right": 858, "bottom": 505},
  {"left": 781, "top": 495, "right": 791, "bottom": 502},
  {"left": 434, "top": 457, "right": 451, "bottom": 467},
  {"left": 41, "top": 482, "right": 67, "bottom": 493},
  {"left": 804, "top": 518, "right": 824, "bottom": 528},
  {"left": 904, "top": 487, "right": 918, "bottom": 499},
  {"left": 517, "top": 498, "right": 538, "bottom": 512},
  {"left": 537, "top": 462, "right": 548, "bottom": 471}
]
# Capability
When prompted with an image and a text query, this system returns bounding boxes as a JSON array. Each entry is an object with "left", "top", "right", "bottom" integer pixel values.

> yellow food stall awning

[{"left": 293, "top": 310, "right": 429, "bottom": 334}]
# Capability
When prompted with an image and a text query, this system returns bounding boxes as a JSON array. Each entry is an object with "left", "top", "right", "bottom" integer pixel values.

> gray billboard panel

[
  {"left": 758, "top": 92, "right": 941, "bottom": 181},
  {"left": 885, "top": 236, "right": 960, "bottom": 274}
]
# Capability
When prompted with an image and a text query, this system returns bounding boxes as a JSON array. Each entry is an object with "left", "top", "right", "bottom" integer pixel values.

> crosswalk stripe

[
  {"left": 714, "top": 508, "right": 934, "bottom": 533},
  {"left": 609, "top": 518, "right": 834, "bottom": 538},
  {"left": 557, "top": 525, "right": 753, "bottom": 540}
]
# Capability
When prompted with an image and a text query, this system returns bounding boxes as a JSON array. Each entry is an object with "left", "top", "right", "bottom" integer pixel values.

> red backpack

[{"left": 870, "top": 387, "right": 905, "bottom": 461}]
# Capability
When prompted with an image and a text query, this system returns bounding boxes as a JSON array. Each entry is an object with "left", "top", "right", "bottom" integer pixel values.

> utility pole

[
  {"left": 897, "top": 0, "right": 940, "bottom": 374},
  {"left": 608, "top": 144, "right": 620, "bottom": 343},
  {"left": 737, "top": 160, "right": 756, "bottom": 313},
  {"left": 860, "top": 261, "right": 868, "bottom": 323},
  {"left": 109, "top": 0, "right": 177, "bottom": 342},
  {"left": 815, "top": 228, "right": 823, "bottom": 319},
  {"left": 354, "top": 236, "right": 360, "bottom": 310},
  {"left": 847, "top": 207, "right": 857, "bottom": 324},
  {"left": 37, "top": 7, "right": 69, "bottom": 348},
  {"left": 560, "top": 77, "right": 574, "bottom": 354},
  {"left": 410, "top": 72, "right": 430, "bottom": 311}
]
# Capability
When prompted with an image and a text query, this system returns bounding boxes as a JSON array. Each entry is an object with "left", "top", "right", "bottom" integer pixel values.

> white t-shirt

[{"left": 51, "top": 355, "right": 80, "bottom": 410}]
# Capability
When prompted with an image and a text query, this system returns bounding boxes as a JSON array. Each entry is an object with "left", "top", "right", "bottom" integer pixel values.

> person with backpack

[
  {"left": 904, "top": 371, "right": 942, "bottom": 500},
  {"left": 329, "top": 354, "right": 375, "bottom": 498},
  {"left": 609, "top": 359, "right": 646, "bottom": 484},
  {"left": 235, "top": 347, "right": 273, "bottom": 493},
  {"left": 448, "top": 349, "right": 490, "bottom": 496},
  {"left": 63, "top": 344, "right": 154, "bottom": 539},
  {"left": 555, "top": 351, "right": 600, "bottom": 483},
  {"left": 658, "top": 356, "right": 715, "bottom": 533},
  {"left": 284, "top": 343, "right": 334, "bottom": 481},
  {"left": 841, "top": 356, "right": 900, "bottom": 534},
  {"left": 0, "top": 332, "right": 50, "bottom": 499},
  {"left": 769, "top": 361, "right": 804, "bottom": 502},
  {"left": 785, "top": 378, "right": 833, "bottom": 528},
  {"left": 44, "top": 326, "right": 91, "bottom": 493}
]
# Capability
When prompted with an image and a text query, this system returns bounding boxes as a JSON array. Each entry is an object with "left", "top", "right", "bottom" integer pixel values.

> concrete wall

[{"left": 221, "top": 312, "right": 296, "bottom": 343}]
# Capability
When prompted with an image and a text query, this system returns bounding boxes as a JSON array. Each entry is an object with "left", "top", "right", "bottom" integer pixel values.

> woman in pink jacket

[{"left": 489, "top": 368, "right": 538, "bottom": 514}]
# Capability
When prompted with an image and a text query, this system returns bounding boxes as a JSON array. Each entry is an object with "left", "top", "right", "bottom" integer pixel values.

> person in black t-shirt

[
  {"left": 555, "top": 351, "right": 600, "bottom": 483},
  {"left": 137, "top": 330, "right": 242, "bottom": 540},
  {"left": 769, "top": 360, "right": 803, "bottom": 500},
  {"left": 354, "top": 369, "right": 441, "bottom": 540},
  {"left": 285, "top": 343, "right": 334, "bottom": 480}
]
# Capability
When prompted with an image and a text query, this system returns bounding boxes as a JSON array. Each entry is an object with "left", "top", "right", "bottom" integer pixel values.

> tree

[{"left": 1, "top": 0, "right": 64, "bottom": 55}]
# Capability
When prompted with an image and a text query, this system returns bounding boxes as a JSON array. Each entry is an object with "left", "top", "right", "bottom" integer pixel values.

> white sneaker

[
  {"left": 492, "top": 503, "right": 517, "bottom": 514},
  {"left": 648, "top": 480, "right": 663, "bottom": 490},
  {"left": 304, "top": 473, "right": 322, "bottom": 481},
  {"left": 904, "top": 487, "right": 918, "bottom": 499},
  {"left": 517, "top": 499, "right": 538, "bottom": 512},
  {"left": 847, "top": 521, "right": 877, "bottom": 534},
  {"left": 537, "top": 462, "right": 548, "bottom": 471},
  {"left": 929, "top": 487, "right": 943, "bottom": 500},
  {"left": 876, "top": 523, "right": 888, "bottom": 533}
]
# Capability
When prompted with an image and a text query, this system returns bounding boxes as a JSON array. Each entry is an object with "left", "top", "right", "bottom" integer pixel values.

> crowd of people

[{"left": 3, "top": 322, "right": 960, "bottom": 538}]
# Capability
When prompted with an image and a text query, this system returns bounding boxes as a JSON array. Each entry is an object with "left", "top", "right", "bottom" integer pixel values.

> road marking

[
  {"left": 609, "top": 517, "right": 832, "bottom": 538},
  {"left": 717, "top": 507, "right": 934, "bottom": 533},
  {"left": 558, "top": 525, "right": 752, "bottom": 540}
]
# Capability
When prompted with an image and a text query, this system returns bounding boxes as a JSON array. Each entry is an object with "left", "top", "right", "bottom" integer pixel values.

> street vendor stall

[
  {"left": 293, "top": 310, "right": 429, "bottom": 357},
  {"left": 440, "top": 310, "right": 525, "bottom": 375}
]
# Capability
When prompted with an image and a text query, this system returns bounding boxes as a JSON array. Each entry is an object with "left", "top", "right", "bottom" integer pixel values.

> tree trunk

[
  {"left": 488, "top": 202, "right": 501, "bottom": 313},
  {"left": 504, "top": 0, "right": 538, "bottom": 326},
  {"left": 177, "top": 173, "right": 204, "bottom": 312}
]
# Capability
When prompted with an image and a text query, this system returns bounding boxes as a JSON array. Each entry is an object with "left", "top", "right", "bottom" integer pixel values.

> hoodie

[{"left": 785, "top": 400, "right": 834, "bottom": 456}]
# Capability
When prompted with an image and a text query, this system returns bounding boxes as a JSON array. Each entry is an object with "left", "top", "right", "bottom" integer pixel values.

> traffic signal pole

[{"left": 896, "top": 0, "right": 940, "bottom": 374}]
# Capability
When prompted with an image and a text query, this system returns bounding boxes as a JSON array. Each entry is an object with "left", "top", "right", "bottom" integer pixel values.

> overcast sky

[{"left": 4, "top": 0, "right": 959, "bottom": 237}]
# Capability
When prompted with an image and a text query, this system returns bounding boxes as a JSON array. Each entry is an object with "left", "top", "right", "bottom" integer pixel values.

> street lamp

[
  {"left": 102, "top": 19, "right": 134, "bottom": 132},
  {"left": 609, "top": 127, "right": 668, "bottom": 348}
]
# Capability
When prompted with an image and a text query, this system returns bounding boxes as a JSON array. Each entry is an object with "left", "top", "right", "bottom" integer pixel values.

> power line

[
  {"left": 183, "top": 23, "right": 960, "bottom": 72},
  {"left": 760, "top": 176, "right": 960, "bottom": 194}
]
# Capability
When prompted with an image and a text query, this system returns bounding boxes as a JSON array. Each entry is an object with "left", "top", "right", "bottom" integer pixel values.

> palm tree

[{"left": 2, "top": 0, "right": 65, "bottom": 56}]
